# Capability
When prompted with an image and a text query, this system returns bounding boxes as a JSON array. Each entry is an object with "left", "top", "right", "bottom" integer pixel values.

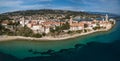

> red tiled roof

[
  {"left": 70, "top": 22, "right": 84, "bottom": 27},
  {"left": 1, "top": 20, "right": 9, "bottom": 24}
]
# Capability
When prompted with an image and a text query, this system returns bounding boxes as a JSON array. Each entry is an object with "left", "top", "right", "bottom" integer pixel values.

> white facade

[
  {"left": 44, "top": 28, "right": 50, "bottom": 33},
  {"left": 30, "top": 24, "right": 50, "bottom": 34},
  {"left": 39, "top": 20, "right": 45, "bottom": 24},
  {"left": 105, "top": 14, "right": 108, "bottom": 21},
  {"left": 87, "top": 27, "right": 93, "bottom": 30},
  {"left": 92, "top": 24, "right": 97, "bottom": 27},
  {"left": 20, "top": 20, "right": 25, "bottom": 27},
  {"left": 31, "top": 25, "right": 40, "bottom": 31},
  {"left": 70, "top": 26, "right": 83, "bottom": 31}
]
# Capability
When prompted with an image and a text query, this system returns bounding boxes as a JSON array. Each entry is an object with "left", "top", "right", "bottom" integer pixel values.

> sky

[{"left": 0, "top": 0, "right": 120, "bottom": 15}]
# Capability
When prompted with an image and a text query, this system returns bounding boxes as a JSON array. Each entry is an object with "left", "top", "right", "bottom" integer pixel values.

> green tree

[
  {"left": 0, "top": 24, "right": 4, "bottom": 35},
  {"left": 50, "top": 27, "right": 55, "bottom": 33},
  {"left": 42, "top": 33, "right": 46, "bottom": 36},
  {"left": 76, "top": 30, "right": 82, "bottom": 33},
  {"left": 32, "top": 33, "right": 42, "bottom": 38},
  {"left": 93, "top": 26, "right": 101, "bottom": 30},
  {"left": 0, "top": 15, "right": 11, "bottom": 20},
  {"left": 84, "top": 29, "right": 87, "bottom": 32},
  {"left": 55, "top": 26, "right": 61, "bottom": 32},
  {"left": 67, "top": 30, "right": 72, "bottom": 34},
  {"left": 61, "top": 22, "right": 70, "bottom": 30},
  {"left": 84, "top": 24, "right": 88, "bottom": 28},
  {"left": 0, "top": 24, "right": 4, "bottom": 30},
  {"left": 16, "top": 26, "right": 33, "bottom": 37}
]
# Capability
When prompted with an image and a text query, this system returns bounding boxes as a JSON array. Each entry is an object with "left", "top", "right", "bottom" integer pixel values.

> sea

[{"left": 0, "top": 20, "right": 120, "bottom": 61}]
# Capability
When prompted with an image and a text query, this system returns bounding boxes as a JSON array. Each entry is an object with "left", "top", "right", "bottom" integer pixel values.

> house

[
  {"left": 43, "top": 25, "right": 50, "bottom": 34},
  {"left": 69, "top": 17, "right": 85, "bottom": 31},
  {"left": 70, "top": 22, "right": 84, "bottom": 31},
  {"left": 1, "top": 20, "right": 9, "bottom": 26}
]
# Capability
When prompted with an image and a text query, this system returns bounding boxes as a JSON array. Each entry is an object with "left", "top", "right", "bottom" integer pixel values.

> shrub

[
  {"left": 42, "top": 33, "right": 46, "bottom": 36},
  {"left": 67, "top": 31, "right": 72, "bottom": 34},
  {"left": 76, "top": 30, "right": 82, "bottom": 33},
  {"left": 84, "top": 29, "right": 87, "bottom": 32},
  {"left": 32, "top": 33, "right": 42, "bottom": 38}
]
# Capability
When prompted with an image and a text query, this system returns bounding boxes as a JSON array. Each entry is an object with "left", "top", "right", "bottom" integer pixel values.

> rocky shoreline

[{"left": 0, "top": 26, "right": 112, "bottom": 41}]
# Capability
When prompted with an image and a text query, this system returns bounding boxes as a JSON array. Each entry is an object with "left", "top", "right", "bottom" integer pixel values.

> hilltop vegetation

[
  {"left": 0, "top": 9, "right": 101, "bottom": 20},
  {"left": 1, "top": 9, "right": 88, "bottom": 16}
]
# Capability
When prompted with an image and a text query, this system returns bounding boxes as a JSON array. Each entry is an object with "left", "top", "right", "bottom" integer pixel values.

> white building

[
  {"left": 105, "top": 14, "right": 109, "bottom": 21},
  {"left": 69, "top": 17, "right": 84, "bottom": 31}
]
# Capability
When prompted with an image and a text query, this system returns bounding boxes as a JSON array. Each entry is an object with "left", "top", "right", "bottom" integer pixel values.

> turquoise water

[{"left": 0, "top": 20, "right": 120, "bottom": 59}]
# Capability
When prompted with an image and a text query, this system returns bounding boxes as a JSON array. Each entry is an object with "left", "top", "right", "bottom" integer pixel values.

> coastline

[
  {"left": 0, "top": 28, "right": 112, "bottom": 42},
  {"left": 0, "top": 21, "right": 115, "bottom": 41}
]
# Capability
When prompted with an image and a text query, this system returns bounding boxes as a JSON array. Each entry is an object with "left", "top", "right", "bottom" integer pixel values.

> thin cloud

[
  {"left": 0, "top": 0, "right": 23, "bottom": 7},
  {"left": 0, "top": 0, "right": 119, "bottom": 15},
  {"left": 35, "top": 0, "right": 53, "bottom": 2}
]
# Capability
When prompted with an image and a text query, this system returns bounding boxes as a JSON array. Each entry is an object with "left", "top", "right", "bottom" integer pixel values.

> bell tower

[
  {"left": 69, "top": 16, "right": 73, "bottom": 25},
  {"left": 105, "top": 14, "right": 108, "bottom": 21}
]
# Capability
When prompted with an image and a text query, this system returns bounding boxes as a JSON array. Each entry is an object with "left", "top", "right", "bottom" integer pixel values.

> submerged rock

[
  {"left": 74, "top": 44, "right": 85, "bottom": 48},
  {"left": 28, "top": 49, "right": 33, "bottom": 52}
]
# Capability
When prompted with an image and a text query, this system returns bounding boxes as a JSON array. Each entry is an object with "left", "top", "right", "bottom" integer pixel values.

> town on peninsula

[{"left": 0, "top": 9, "right": 116, "bottom": 41}]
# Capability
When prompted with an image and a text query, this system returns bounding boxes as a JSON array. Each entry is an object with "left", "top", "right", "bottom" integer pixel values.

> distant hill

[
  {"left": 1, "top": 9, "right": 89, "bottom": 16},
  {"left": 1, "top": 9, "right": 119, "bottom": 17},
  {"left": 114, "top": 16, "right": 120, "bottom": 20},
  {"left": 87, "top": 12, "right": 120, "bottom": 17},
  {"left": 0, "top": 9, "right": 103, "bottom": 21}
]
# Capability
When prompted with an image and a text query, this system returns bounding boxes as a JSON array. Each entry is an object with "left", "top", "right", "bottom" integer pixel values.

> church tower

[
  {"left": 21, "top": 17, "right": 25, "bottom": 27},
  {"left": 102, "top": 18, "right": 104, "bottom": 21},
  {"left": 69, "top": 16, "right": 73, "bottom": 25},
  {"left": 105, "top": 14, "right": 108, "bottom": 21}
]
